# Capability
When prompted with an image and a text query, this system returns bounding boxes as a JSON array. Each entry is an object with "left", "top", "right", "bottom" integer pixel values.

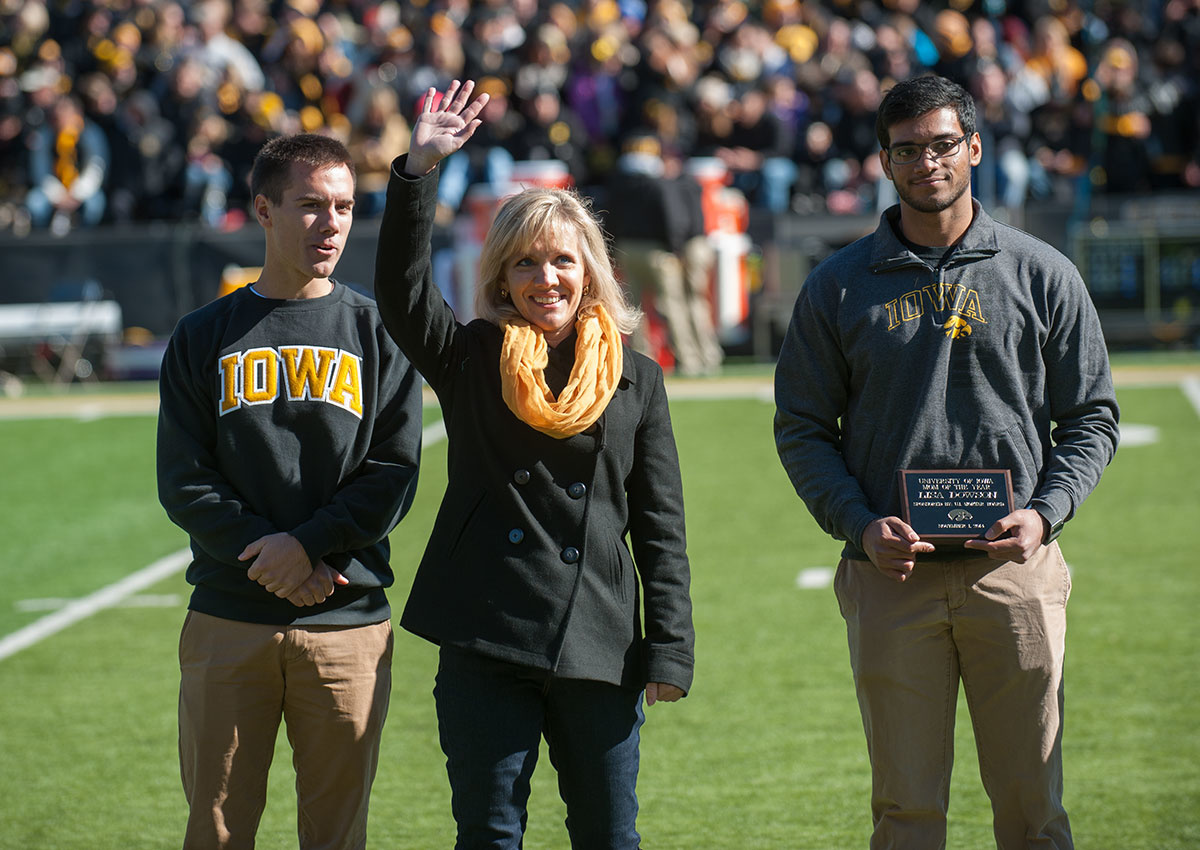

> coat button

[
  {"left": 561, "top": 546, "right": 579, "bottom": 564},
  {"left": 508, "top": 528, "right": 525, "bottom": 544},
  {"left": 514, "top": 469, "right": 531, "bottom": 485},
  {"left": 567, "top": 482, "right": 586, "bottom": 499}
]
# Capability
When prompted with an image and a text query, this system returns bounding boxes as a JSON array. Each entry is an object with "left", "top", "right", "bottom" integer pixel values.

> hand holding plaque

[{"left": 897, "top": 469, "right": 1015, "bottom": 542}]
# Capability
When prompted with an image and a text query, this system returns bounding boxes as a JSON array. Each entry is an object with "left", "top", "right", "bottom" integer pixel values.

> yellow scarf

[{"left": 500, "top": 304, "right": 623, "bottom": 439}]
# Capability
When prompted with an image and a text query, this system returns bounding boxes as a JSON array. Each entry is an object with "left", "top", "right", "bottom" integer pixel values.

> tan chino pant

[
  {"left": 835, "top": 543, "right": 1073, "bottom": 850},
  {"left": 178, "top": 612, "right": 393, "bottom": 850}
]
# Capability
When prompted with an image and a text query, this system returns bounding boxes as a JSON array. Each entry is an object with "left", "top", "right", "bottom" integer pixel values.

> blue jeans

[{"left": 434, "top": 645, "right": 645, "bottom": 849}]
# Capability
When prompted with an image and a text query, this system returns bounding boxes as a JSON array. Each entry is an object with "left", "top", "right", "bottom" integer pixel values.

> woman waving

[{"left": 373, "top": 80, "right": 695, "bottom": 850}]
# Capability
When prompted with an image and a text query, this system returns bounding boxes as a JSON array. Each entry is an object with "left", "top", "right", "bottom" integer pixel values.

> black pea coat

[{"left": 373, "top": 158, "right": 695, "bottom": 693}]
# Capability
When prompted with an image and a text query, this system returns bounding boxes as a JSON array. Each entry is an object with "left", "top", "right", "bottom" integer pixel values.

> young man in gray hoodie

[{"left": 774, "top": 75, "right": 1119, "bottom": 849}]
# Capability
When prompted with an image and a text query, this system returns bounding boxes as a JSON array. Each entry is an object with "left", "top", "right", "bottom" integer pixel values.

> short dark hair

[
  {"left": 875, "top": 75, "right": 976, "bottom": 150},
  {"left": 250, "top": 133, "right": 356, "bottom": 203}
]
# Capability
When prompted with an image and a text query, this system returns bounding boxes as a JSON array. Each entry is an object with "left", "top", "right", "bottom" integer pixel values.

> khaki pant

[
  {"left": 835, "top": 544, "right": 1073, "bottom": 850},
  {"left": 178, "top": 612, "right": 393, "bottom": 850}
]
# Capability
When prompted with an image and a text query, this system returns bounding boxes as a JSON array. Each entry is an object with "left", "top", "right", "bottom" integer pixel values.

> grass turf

[{"left": 0, "top": 366, "right": 1197, "bottom": 848}]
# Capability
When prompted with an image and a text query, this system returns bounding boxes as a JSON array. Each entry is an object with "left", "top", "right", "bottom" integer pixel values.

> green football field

[{"left": 0, "top": 356, "right": 1197, "bottom": 849}]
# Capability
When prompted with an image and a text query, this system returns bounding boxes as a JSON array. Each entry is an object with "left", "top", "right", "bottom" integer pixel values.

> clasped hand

[{"left": 241, "top": 532, "right": 348, "bottom": 607}]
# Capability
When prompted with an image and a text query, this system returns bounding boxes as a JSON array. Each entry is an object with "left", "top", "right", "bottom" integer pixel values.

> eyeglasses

[{"left": 887, "top": 133, "right": 970, "bottom": 165}]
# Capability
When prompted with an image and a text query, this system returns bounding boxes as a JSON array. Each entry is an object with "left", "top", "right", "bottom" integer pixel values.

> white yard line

[
  {"left": 422, "top": 419, "right": 446, "bottom": 445},
  {"left": 0, "top": 421, "right": 449, "bottom": 662},
  {"left": 0, "top": 548, "right": 191, "bottom": 661},
  {"left": 1182, "top": 377, "right": 1200, "bottom": 420}
]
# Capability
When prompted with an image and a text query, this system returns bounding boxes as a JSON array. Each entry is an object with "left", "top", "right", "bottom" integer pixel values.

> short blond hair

[{"left": 474, "top": 188, "right": 642, "bottom": 335}]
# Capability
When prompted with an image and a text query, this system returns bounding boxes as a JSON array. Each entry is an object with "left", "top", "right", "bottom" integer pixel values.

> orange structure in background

[
  {"left": 687, "top": 157, "right": 751, "bottom": 336},
  {"left": 217, "top": 265, "right": 263, "bottom": 299}
]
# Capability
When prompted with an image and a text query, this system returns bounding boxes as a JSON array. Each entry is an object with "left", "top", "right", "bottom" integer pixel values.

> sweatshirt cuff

[
  {"left": 291, "top": 518, "right": 336, "bottom": 571},
  {"left": 844, "top": 506, "right": 881, "bottom": 553}
]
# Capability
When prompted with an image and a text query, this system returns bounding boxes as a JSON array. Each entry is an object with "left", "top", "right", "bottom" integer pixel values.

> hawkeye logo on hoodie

[
  {"left": 217, "top": 345, "right": 363, "bottom": 419},
  {"left": 883, "top": 281, "right": 987, "bottom": 339}
]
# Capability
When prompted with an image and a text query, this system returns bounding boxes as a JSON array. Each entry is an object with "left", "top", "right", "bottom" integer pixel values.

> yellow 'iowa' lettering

[
  {"left": 242, "top": 348, "right": 278, "bottom": 405},
  {"left": 958, "top": 289, "right": 986, "bottom": 322},
  {"left": 281, "top": 346, "right": 336, "bottom": 401},
  {"left": 884, "top": 283, "right": 988, "bottom": 333},
  {"left": 328, "top": 351, "right": 364, "bottom": 417},
  {"left": 219, "top": 353, "right": 241, "bottom": 414},
  {"left": 218, "top": 345, "right": 363, "bottom": 419}
]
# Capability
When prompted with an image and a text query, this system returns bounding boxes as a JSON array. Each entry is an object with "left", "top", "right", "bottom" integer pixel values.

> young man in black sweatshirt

[{"left": 157, "top": 133, "right": 423, "bottom": 849}]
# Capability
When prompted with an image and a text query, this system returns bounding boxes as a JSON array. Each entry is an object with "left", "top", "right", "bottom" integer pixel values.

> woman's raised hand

[{"left": 404, "top": 80, "right": 489, "bottom": 177}]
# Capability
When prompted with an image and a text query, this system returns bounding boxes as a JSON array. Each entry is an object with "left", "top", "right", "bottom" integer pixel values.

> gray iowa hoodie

[{"left": 774, "top": 202, "right": 1120, "bottom": 561}]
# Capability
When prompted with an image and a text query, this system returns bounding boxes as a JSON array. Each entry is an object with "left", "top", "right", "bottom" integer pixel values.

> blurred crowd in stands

[{"left": 1, "top": 0, "right": 1199, "bottom": 237}]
